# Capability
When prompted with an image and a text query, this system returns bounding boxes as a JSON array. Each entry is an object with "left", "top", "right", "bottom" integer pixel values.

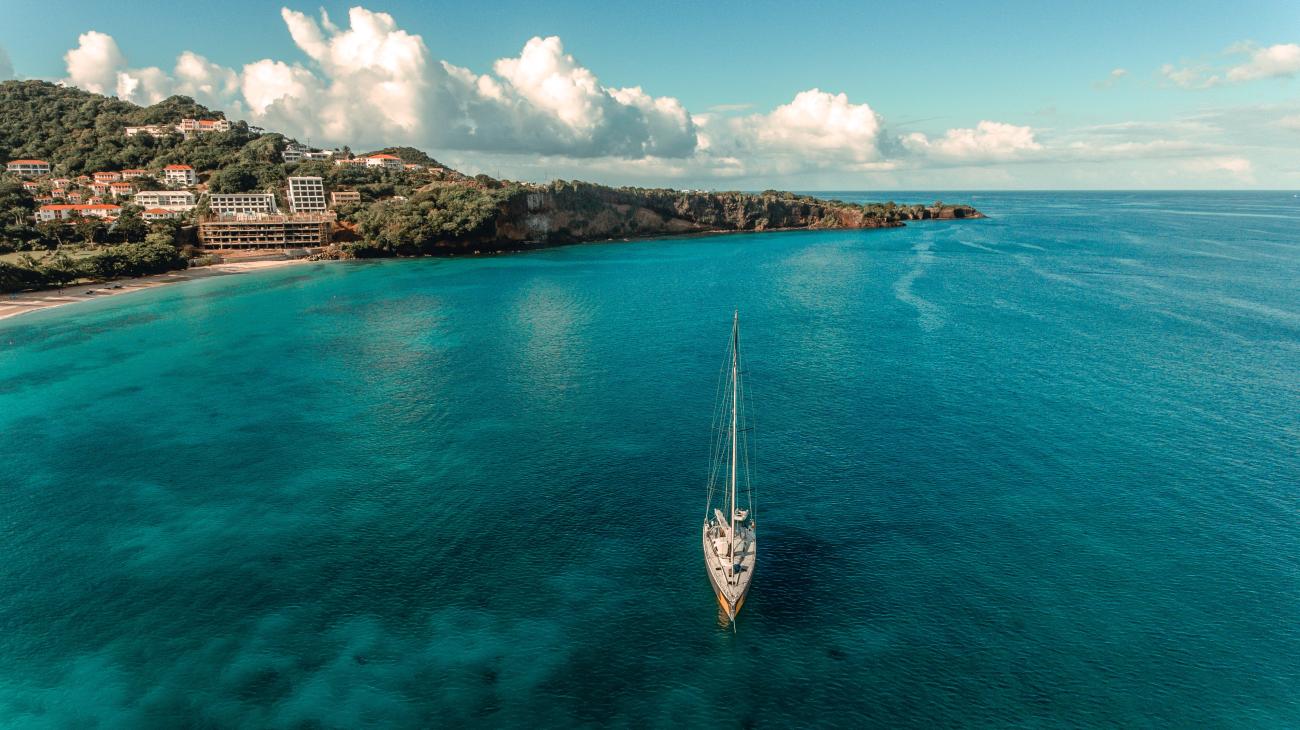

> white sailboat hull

[{"left": 702, "top": 521, "right": 756, "bottom": 620}]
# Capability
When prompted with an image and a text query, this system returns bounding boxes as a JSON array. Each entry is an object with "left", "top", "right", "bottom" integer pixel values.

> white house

[
  {"left": 363, "top": 153, "right": 404, "bottom": 170},
  {"left": 109, "top": 182, "right": 134, "bottom": 197},
  {"left": 142, "top": 207, "right": 182, "bottom": 221},
  {"left": 286, "top": 176, "right": 327, "bottom": 214},
  {"left": 133, "top": 190, "right": 196, "bottom": 212},
  {"left": 177, "top": 118, "right": 231, "bottom": 135},
  {"left": 36, "top": 203, "right": 121, "bottom": 222},
  {"left": 125, "top": 124, "right": 172, "bottom": 138},
  {"left": 208, "top": 193, "right": 279, "bottom": 217},
  {"left": 6, "top": 159, "right": 51, "bottom": 177},
  {"left": 163, "top": 164, "right": 196, "bottom": 187}
]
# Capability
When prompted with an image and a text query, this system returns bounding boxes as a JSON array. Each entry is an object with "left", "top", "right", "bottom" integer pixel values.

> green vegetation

[{"left": 347, "top": 183, "right": 521, "bottom": 256}]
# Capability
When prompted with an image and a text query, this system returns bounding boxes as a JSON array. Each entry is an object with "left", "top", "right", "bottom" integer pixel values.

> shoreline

[
  {"left": 0, "top": 258, "right": 312, "bottom": 323},
  {"left": 0, "top": 216, "right": 982, "bottom": 324}
]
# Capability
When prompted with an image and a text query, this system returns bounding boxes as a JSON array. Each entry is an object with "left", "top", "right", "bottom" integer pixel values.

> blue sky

[{"left": 2, "top": 1, "right": 1299, "bottom": 188}]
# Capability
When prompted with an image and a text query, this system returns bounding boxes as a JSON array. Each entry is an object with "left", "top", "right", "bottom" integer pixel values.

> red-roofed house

[
  {"left": 109, "top": 181, "right": 134, "bottom": 197},
  {"left": 93, "top": 171, "right": 122, "bottom": 183},
  {"left": 120, "top": 169, "right": 146, "bottom": 180},
  {"left": 89, "top": 182, "right": 111, "bottom": 196},
  {"left": 163, "top": 164, "right": 196, "bottom": 187},
  {"left": 6, "top": 160, "right": 51, "bottom": 177},
  {"left": 36, "top": 203, "right": 121, "bottom": 222},
  {"left": 363, "top": 154, "right": 404, "bottom": 170},
  {"left": 21, "top": 181, "right": 40, "bottom": 192},
  {"left": 142, "top": 207, "right": 181, "bottom": 221},
  {"left": 177, "top": 118, "right": 231, "bottom": 135}
]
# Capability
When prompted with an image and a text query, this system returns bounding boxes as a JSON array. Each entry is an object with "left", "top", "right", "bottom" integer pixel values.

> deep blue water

[{"left": 1, "top": 191, "right": 1297, "bottom": 727}]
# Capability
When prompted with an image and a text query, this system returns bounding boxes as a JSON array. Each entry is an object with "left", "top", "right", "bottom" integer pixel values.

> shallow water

[{"left": 1, "top": 191, "right": 1297, "bottom": 727}]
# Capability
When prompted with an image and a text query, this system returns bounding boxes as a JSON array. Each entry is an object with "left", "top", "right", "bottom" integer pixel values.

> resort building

[
  {"left": 120, "top": 169, "right": 146, "bottom": 180},
  {"left": 178, "top": 118, "right": 231, "bottom": 135},
  {"left": 286, "top": 176, "right": 327, "bottom": 214},
  {"left": 21, "top": 181, "right": 39, "bottom": 192},
  {"left": 133, "top": 190, "right": 196, "bottom": 212},
  {"left": 142, "top": 208, "right": 182, "bottom": 221},
  {"left": 109, "top": 182, "right": 134, "bottom": 197},
  {"left": 6, "top": 160, "right": 51, "bottom": 177},
  {"left": 282, "top": 143, "right": 334, "bottom": 164},
  {"left": 330, "top": 191, "right": 361, "bottom": 207},
  {"left": 364, "top": 153, "right": 404, "bottom": 170},
  {"left": 36, "top": 203, "right": 121, "bottom": 222},
  {"left": 124, "top": 124, "right": 172, "bottom": 138},
  {"left": 93, "top": 171, "right": 122, "bottom": 183},
  {"left": 163, "top": 164, "right": 196, "bottom": 187},
  {"left": 198, "top": 214, "right": 332, "bottom": 249},
  {"left": 208, "top": 193, "right": 279, "bottom": 217},
  {"left": 89, "top": 182, "right": 111, "bottom": 196}
]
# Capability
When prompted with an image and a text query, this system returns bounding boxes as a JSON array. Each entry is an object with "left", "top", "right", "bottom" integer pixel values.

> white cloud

[
  {"left": 901, "top": 121, "right": 1041, "bottom": 162},
  {"left": 1277, "top": 114, "right": 1300, "bottom": 131},
  {"left": 1226, "top": 43, "right": 1300, "bottom": 82},
  {"left": 1162, "top": 42, "right": 1300, "bottom": 88},
  {"left": 1094, "top": 67, "right": 1128, "bottom": 89},
  {"left": 64, "top": 31, "right": 125, "bottom": 96},
  {"left": 1184, "top": 155, "right": 1255, "bottom": 182}
]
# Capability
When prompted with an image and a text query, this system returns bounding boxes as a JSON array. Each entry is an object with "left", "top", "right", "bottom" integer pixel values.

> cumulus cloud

[
  {"left": 1162, "top": 42, "right": 1300, "bottom": 88},
  {"left": 901, "top": 121, "right": 1041, "bottom": 162},
  {"left": 1094, "top": 67, "right": 1127, "bottom": 89},
  {"left": 64, "top": 31, "right": 126, "bottom": 96}
]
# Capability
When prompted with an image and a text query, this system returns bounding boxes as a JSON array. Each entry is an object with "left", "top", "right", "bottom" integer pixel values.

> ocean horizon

[{"left": 2, "top": 190, "right": 1297, "bottom": 726}]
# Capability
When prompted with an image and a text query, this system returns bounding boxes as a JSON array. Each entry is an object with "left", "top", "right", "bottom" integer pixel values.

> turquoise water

[{"left": 1, "top": 192, "right": 1297, "bottom": 727}]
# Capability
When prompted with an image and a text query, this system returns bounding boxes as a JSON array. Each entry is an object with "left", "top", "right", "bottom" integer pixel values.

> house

[
  {"left": 89, "top": 182, "right": 111, "bottom": 196},
  {"left": 334, "top": 157, "right": 366, "bottom": 167},
  {"left": 163, "top": 164, "right": 196, "bottom": 187},
  {"left": 51, "top": 188, "right": 66, "bottom": 199},
  {"left": 363, "top": 154, "right": 404, "bottom": 170},
  {"left": 66, "top": 191, "right": 83, "bottom": 203},
  {"left": 6, "top": 160, "right": 51, "bottom": 177},
  {"left": 51, "top": 178, "right": 71, "bottom": 188},
  {"left": 21, "top": 181, "right": 40, "bottom": 192},
  {"left": 286, "top": 176, "right": 327, "bottom": 214},
  {"left": 330, "top": 191, "right": 361, "bottom": 207},
  {"left": 120, "top": 169, "right": 146, "bottom": 180},
  {"left": 109, "top": 182, "right": 134, "bottom": 197},
  {"left": 208, "top": 193, "right": 279, "bottom": 218},
  {"left": 404, "top": 163, "right": 423, "bottom": 171},
  {"left": 133, "top": 190, "right": 196, "bottom": 212},
  {"left": 142, "top": 207, "right": 182, "bottom": 221},
  {"left": 125, "top": 124, "right": 172, "bottom": 138},
  {"left": 177, "top": 118, "right": 231, "bottom": 135},
  {"left": 93, "top": 171, "right": 122, "bottom": 183},
  {"left": 36, "top": 203, "right": 121, "bottom": 222}
]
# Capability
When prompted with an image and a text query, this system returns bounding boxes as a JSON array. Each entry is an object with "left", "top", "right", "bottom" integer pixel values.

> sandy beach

[{"left": 0, "top": 258, "right": 313, "bottom": 323}]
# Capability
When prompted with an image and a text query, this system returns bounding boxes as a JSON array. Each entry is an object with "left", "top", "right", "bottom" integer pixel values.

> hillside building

[
  {"left": 6, "top": 160, "right": 51, "bottom": 177},
  {"left": 287, "top": 176, "right": 327, "bottom": 214},
  {"left": 163, "top": 164, "right": 196, "bottom": 187},
  {"left": 36, "top": 203, "right": 121, "bottom": 222},
  {"left": 208, "top": 193, "right": 279, "bottom": 217},
  {"left": 133, "top": 191, "right": 196, "bottom": 212},
  {"left": 199, "top": 214, "right": 332, "bottom": 249}
]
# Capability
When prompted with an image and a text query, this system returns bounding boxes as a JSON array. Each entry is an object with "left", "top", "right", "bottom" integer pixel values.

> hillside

[{"left": 0, "top": 80, "right": 982, "bottom": 290}]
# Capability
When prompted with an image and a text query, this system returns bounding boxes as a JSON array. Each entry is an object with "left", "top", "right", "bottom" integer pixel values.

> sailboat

[{"left": 703, "top": 311, "right": 757, "bottom": 623}]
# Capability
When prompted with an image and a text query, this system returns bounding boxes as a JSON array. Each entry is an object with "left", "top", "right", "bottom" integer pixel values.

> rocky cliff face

[{"left": 491, "top": 182, "right": 982, "bottom": 246}]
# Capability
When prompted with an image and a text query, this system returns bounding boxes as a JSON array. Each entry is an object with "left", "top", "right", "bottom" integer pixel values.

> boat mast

[{"left": 729, "top": 310, "right": 738, "bottom": 538}]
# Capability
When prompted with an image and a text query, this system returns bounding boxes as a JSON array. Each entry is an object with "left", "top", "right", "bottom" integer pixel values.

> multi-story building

[
  {"left": 330, "top": 191, "right": 361, "bottom": 207},
  {"left": 199, "top": 215, "right": 332, "bottom": 249},
  {"left": 89, "top": 182, "right": 111, "bottom": 196},
  {"left": 142, "top": 208, "right": 182, "bottom": 221},
  {"left": 120, "top": 169, "right": 146, "bottom": 180},
  {"left": 21, "top": 181, "right": 40, "bottom": 192},
  {"left": 93, "top": 171, "right": 122, "bottom": 183},
  {"left": 36, "top": 203, "right": 121, "bottom": 222},
  {"left": 109, "top": 182, "right": 134, "bottom": 197},
  {"left": 163, "top": 164, "right": 196, "bottom": 187},
  {"left": 6, "top": 159, "right": 51, "bottom": 177},
  {"left": 208, "top": 193, "right": 279, "bottom": 218},
  {"left": 133, "top": 190, "right": 196, "bottom": 212},
  {"left": 283, "top": 143, "right": 336, "bottom": 164},
  {"left": 364, "top": 153, "right": 404, "bottom": 170},
  {"left": 286, "top": 176, "right": 327, "bottom": 214},
  {"left": 177, "top": 118, "right": 231, "bottom": 135}
]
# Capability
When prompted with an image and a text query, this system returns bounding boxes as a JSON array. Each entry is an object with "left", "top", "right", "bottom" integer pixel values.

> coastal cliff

[{"left": 492, "top": 182, "right": 982, "bottom": 246}]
